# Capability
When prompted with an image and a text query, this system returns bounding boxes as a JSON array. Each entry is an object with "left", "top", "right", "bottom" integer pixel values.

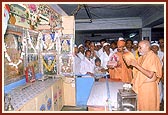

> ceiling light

[{"left": 129, "top": 33, "right": 137, "bottom": 38}]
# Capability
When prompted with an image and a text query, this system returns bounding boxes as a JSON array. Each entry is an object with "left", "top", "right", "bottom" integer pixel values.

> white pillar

[{"left": 141, "top": 28, "right": 151, "bottom": 42}]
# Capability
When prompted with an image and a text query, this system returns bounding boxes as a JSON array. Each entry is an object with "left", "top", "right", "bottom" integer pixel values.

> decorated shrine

[{"left": 3, "top": 3, "right": 164, "bottom": 112}]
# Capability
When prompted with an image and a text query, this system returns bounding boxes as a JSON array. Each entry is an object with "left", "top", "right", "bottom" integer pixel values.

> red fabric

[{"left": 25, "top": 67, "right": 29, "bottom": 83}]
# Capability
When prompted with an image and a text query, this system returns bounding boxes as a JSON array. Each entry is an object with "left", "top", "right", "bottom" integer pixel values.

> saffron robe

[
  {"left": 109, "top": 52, "right": 133, "bottom": 83},
  {"left": 132, "top": 51, "right": 162, "bottom": 111}
]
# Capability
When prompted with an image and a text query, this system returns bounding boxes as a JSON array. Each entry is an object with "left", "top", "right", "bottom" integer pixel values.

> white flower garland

[
  {"left": 4, "top": 29, "right": 40, "bottom": 69},
  {"left": 35, "top": 31, "right": 43, "bottom": 50},
  {"left": 4, "top": 28, "right": 63, "bottom": 69},
  {"left": 26, "top": 29, "right": 37, "bottom": 53},
  {"left": 4, "top": 35, "right": 26, "bottom": 69}
]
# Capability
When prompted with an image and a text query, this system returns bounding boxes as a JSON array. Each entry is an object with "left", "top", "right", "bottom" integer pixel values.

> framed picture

[
  {"left": 59, "top": 55, "right": 73, "bottom": 76},
  {"left": 27, "top": 54, "right": 39, "bottom": 73},
  {"left": 60, "top": 34, "right": 73, "bottom": 54},
  {"left": 60, "top": 39, "right": 70, "bottom": 53},
  {"left": 4, "top": 32, "right": 25, "bottom": 84},
  {"left": 42, "top": 33, "right": 57, "bottom": 52},
  {"left": 25, "top": 65, "right": 35, "bottom": 83},
  {"left": 42, "top": 55, "right": 57, "bottom": 75}
]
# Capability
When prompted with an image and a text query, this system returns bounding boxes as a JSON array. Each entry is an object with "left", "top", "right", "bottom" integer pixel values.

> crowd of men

[{"left": 73, "top": 37, "right": 164, "bottom": 111}]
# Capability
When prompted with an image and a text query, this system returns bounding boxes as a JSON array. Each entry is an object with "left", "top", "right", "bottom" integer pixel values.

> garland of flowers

[
  {"left": 4, "top": 25, "right": 62, "bottom": 69},
  {"left": 42, "top": 58, "right": 56, "bottom": 71},
  {"left": 35, "top": 31, "right": 43, "bottom": 50},
  {"left": 4, "top": 29, "right": 41, "bottom": 69},
  {"left": 4, "top": 35, "right": 26, "bottom": 69},
  {"left": 26, "top": 29, "right": 37, "bottom": 53}
]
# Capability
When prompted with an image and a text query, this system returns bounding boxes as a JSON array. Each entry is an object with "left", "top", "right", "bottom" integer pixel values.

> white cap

[
  {"left": 95, "top": 42, "right": 101, "bottom": 46},
  {"left": 118, "top": 37, "right": 125, "bottom": 41},
  {"left": 74, "top": 44, "right": 77, "bottom": 47},
  {"left": 150, "top": 41, "right": 154, "bottom": 44},
  {"left": 103, "top": 42, "right": 110, "bottom": 47},
  {"left": 78, "top": 44, "right": 83, "bottom": 48},
  {"left": 154, "top": 41, "right": 158, "bottom": 44},
  {"left": 133, "top": 41, "right": 138, "bottom": 45},
  {"left": 151, "top": 43, "right": 159, "bottom": 47}
]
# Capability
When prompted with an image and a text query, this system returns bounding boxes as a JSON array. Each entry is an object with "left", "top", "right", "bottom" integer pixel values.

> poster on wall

[{"left": 4, "top": 33, "right": 25, "bottom": 84}]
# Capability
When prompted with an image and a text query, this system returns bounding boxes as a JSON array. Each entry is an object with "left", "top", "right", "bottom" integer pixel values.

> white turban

[{"left": 103, "top": 42, "right": 110, "bottom": 47}]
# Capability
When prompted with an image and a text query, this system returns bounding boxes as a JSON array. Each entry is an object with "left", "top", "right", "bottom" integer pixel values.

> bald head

[
  {"left": 138, "top": 40, "right": 151, "bottom": 56},
  {"left": 139, "top": 40, "right": 150, "bottom": 47}
]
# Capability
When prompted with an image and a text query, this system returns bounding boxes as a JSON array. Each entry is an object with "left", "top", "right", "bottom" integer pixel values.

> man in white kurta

[
  {"left": 151, "top": 42, "right": 164, "bottom": 103},
  {"left": 74, "top": 45, "right": 81, "bottom": 75},
  {"left": 99, "top": 43, "right": 114, "bottom": 70},
  {"left": 80, "top": 50, "right": 95, "bottom": 77},
  {"left": 97, "top": 39, "right": 107, "bottom": 57},
  {"left": 77, "top": 44, "right": 85, "bottom": 60}
]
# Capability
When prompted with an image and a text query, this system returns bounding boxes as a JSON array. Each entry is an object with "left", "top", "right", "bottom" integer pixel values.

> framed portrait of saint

[{"left": 25, "top": 66, "right": 35, "bottom": 83}]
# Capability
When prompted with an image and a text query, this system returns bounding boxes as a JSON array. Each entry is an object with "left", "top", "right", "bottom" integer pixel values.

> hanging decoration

[
  {"left": 57, "top": 27, "right": 63, "bottom": 37},
  {"left": 25, "top": 4, "right": 40, "bottom": 30},
  {"left": 26, "top": 29, "right": 37, "bottom": 53},
  {"left": 38, "top": 4, "right": 62, "bottom": 29},
  {"left": 8, "top": 4, "right": 63, "bottom": 31},
  {"left": 24, "top": 4, "right": 62, "bottom": 30},
  {"left": 35, "top": 31, "right": 43, "bottom": 50}
]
